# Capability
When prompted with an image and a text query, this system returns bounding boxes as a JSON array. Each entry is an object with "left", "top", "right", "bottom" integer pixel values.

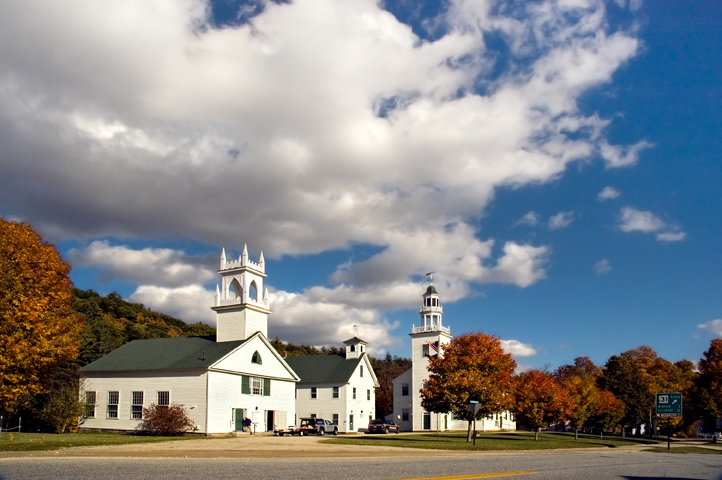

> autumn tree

[
  {"left": 420, "top": 332, "right": 516, "bottom": 442},
  {"left": 137, "top": 403, "right": 194, "bottom": 436},
  {"left": 0, "top": 218, "right": 84, "bottom": 414},
  {"left": 694, "top": 339, "right": 722, "bottom": 430},
  {"left": 599, "top": 353, "right": 650, "bottom": 436},
  {"left": 510, "top": 370, "right": 572, "bottom": 440},
  {"left": 555, "top": 357, "right": 603, "bottom": 439},
  {"left": 587, "top": 390, "right": 625, "bottom": 438},
  {"left": 372, "top": 353, "right": 411, "bottom": 419}
]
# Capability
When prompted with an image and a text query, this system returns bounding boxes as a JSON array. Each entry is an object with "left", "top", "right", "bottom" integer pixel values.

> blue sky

[{"left": 0, "top": 0, "right": 720, "bottom": 370}]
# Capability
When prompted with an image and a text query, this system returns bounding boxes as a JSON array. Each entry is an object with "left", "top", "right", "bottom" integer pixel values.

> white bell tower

[
  {"left": 410, "top": 274, "right": 452, "bottom": 431},
  {"left": 211, "top": 245, "right": 271, "bottom": 342}
]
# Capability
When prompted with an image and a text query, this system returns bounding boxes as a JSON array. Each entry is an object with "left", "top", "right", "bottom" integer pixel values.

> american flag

[{"left": 426, "top": 341, "right": 438, "bottom": 352}]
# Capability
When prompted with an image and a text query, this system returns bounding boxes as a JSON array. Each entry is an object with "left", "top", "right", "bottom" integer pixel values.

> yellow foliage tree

[{"left": 0, "top": 218, "right": 84, "bottom": 413}]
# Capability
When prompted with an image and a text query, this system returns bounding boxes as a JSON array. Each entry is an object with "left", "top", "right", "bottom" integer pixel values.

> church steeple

[{"left": 212, "top": 245, "right": 271, "bottom": 342}]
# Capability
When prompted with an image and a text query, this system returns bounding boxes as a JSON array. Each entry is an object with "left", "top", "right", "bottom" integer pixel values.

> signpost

[
  {"left": 656, "top": 393, "right": 682, "bottom": 450},
  {"left": 469, "top": 401, "right": 480, "bottom": 445}
]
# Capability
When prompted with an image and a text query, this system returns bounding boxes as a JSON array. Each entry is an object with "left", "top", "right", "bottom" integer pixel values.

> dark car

[{"left": 367, "top": 419, "right": 401, "bottom": 434}]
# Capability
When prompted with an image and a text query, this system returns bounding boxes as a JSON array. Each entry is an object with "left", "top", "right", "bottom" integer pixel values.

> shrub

[{"left": 137, "top": 403, "right": 194, "bottom": 436}]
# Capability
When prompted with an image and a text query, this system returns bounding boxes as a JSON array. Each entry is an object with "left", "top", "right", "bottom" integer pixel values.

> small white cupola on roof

[{"left": 343, "top": 337, "right": 367, "bottom": 359}]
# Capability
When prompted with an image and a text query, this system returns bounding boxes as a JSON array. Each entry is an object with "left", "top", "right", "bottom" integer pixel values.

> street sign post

[{"left": 656, "top": 393, "right": 682, "bottom": 450}]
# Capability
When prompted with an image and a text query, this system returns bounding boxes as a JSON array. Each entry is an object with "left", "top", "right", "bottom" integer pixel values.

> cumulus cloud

[
  {"left": 618, "top": 207, "right": 686, "bottom": 242},
  {"left": 548, "top": 211, "right": 574, "bottom": 230},
  {"left": 68, "top": 241, "right": 216, "bottom": 287},
  {"left": 594, "top": 259, "right": 611, "bottom": 275},
  {"left": 597, "top": 186, "right": 621, "bottom": 201},
  {"left": 698, "top": 319, "right": 722, "bottom": 337},
  {"left": 130, "top": 284, "right": 215, "bottom": 326},
  {"left": 514, "top": 211, "right": 540, "bottom": 227},
  {"left": 0, "top": 0, "right": 644, "bottom": 337},
  {"left": 500, "top": 339, "right": 537, "bottom": 358},
  {"left": 600, "top": 140, "right": 653, "bottom": 167}
]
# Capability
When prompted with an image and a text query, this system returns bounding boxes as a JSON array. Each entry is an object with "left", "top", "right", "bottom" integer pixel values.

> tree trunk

[
  {"left": 535, "top": 428, "right": 539, "bottom": 441},
  {"left": 575, "top": 428, "right": 578, "bottom": 440},
  {"left": 467, "top": 419, "right": 473, "bottom": 442}
]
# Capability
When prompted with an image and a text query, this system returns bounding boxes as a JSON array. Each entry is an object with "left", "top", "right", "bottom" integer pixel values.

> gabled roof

[
  {"left": 342, "top": 336, "right": 367, "bottom": 345},
  {"left": 285, "top": 354, "right": 361, "bottom": 384},
  {"left": 82, "top": 336, "right": 246, "bottom": 373}
]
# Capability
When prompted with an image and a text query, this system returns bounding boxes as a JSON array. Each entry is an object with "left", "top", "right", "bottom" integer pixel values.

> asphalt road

[{"left": 2, "top": 452, "right": 722, "bottom": 480}]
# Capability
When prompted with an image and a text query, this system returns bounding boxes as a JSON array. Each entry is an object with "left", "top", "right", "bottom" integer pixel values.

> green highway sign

[{"left": 656, "top": 392, "right": 682, "bottom": 417}]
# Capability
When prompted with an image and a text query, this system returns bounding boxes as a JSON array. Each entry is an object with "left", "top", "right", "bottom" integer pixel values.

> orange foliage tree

[
  {"left": 0, "top": 218, "right": 84, "bottom": 413},
  {"left": 420, "top": 332, "right": 516, "bottom": 442},
  {"left": 511, "top": 370, "right": 572, "bottom": 440}
]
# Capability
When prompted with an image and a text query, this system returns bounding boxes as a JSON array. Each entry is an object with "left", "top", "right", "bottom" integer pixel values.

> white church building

[
  {"left": 81, "top": 246, "right": 377, "bottom": 435},
  {"left": 392, "top": 282, "right": 516, "bottom": 432}
]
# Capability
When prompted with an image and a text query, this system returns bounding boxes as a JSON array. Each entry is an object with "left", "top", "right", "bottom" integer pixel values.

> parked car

[{"left": 367, "top": 419, "right": 401, "bottom": 434}]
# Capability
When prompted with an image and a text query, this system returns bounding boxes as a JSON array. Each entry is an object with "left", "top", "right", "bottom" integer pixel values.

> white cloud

[
  {"left": 514, "top": 211, "right": 540, "bottom": 227},
  {"left": 0, "top": 0, "right": 644, "bottom": 335},
  {"left": 698, "top": 319, "right": 722, "bottom": 337},
  {"left": 68, "top": 241, "right": 216, "bottom": 288},
  {"left": 548, "top": 211, "right": 574, "bottom": 230},
  {"left": 594, "top": 259, "right": 611, "bottom": 275},
  {"left": 597, "top": 186, "right": 621, "bottom": 201},
  {"left": 600, "top": 140, "right": 653, "bottom": 167},
  {"left": 500, "top": 339, "right": 537, "bottom": 358},
  {"left": 618, "top": 207, "right": 686, "bottom": 242},
  {"left": 130, "top": 284, "right": 215, "bottom": 326}
]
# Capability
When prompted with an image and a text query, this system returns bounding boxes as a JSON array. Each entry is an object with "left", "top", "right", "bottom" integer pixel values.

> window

[
  {"left": 332, "top": 414, "right": 339, "bottom": 425},
  {"left": 353, "top": 387, "right": 356, "bottom": 399},
  {"left": 85, "top": 391, "right": 96, "bottom": 418},
  {"left": 131, "top": 391, "right": 143, "bottom": 419},
  {"left": 107, "top": 391, "right": 119, "bottom": 418},
  {"left": 401, "top": 383, "right": 409, "bottom": 396},
  {"left": 310, "top": 413, "right": 316, "bottom": 419},
  {"left": 157, "top": 391, "right": 170, "bottom": 406},
  {"left": 360, "top": 366, "right": 363, "bottom": 377},
  {"left": 251, "top": 351, "right": 262, "bottom": 364},
  {"left": 367, "top": 389, "right": 371, "bottom": 401},
  {"left": 350, "top": 345, "right": 355, "bottom": 352},
  {"left": 422, "top": 344, "right": 430, "bottom": 357},
  {"left": 252, "top": 377, "right": 262, "bottom": 395},
  {"left": 311, "top": 387, "right": 317, "bottom": 399},
  {"left": 402, "top": 409, "right": 409, "bottom": 422},
  {"left": 332, "top": 387, "right": 339, "bottom": 399}
]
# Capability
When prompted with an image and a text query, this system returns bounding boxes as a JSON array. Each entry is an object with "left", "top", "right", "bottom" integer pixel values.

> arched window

[
  {"left": 251, "top": 351, "right": 262, "bottom": 364},
  {"left": 229, "top": 278, "right": 242, "bottom": 300},
  {"left": 249, "top": 281, "right": 258, "bottom": 302}
]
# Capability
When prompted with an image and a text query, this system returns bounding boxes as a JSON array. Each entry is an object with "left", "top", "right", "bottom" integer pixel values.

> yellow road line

[{"left": 401, "top": 472, "right": 537, "bottom": 480}]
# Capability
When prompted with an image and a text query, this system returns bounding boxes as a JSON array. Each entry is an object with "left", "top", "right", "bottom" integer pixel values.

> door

[
  {"left": 276, "top": 411, "right": 287, "bottom": 430},
  {"left": 444, "top": 415, "right": 448, "bottom": 430},
  {"left": 266, "top": 410, "right": 274, "bottom": 432},
  {"left": 423, "top": 413, "right": 431, "bottom": 430},
  {"left": 234, "top": 408, "right": 245, "bottom": 432},
  {"left": 349, "top": 414, "right": 354, "bottom": 432}
]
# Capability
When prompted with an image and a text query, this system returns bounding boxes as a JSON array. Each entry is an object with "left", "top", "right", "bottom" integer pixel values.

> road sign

[
  {"left": 468, "top": 401, "right": 481, "bottom": 417},
  {"left": 656, "top": 392, "right": 682, "bottom": 417}
]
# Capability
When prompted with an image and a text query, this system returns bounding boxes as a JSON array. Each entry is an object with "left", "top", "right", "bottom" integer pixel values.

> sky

[{"left": 1, "top": 0, "right": 720, "bottom": 371}]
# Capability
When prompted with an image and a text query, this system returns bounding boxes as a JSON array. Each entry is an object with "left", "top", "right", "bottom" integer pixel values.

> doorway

[
  {"left": 266, "top": 410, "right": 274, "bottom": 432},
  {"left": 423, "top": 413, "right": 431, "bottom": 430},
  {"left": 349, "top": 414, "right": 354, "bottom": 432},
  {"left": 234, "top": 408, "right": 245, "bottom": 432}
]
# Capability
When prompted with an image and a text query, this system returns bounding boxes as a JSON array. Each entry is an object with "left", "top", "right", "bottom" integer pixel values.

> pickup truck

[{"left": 276, "top": 417, "right": 338, "bottom": 436}]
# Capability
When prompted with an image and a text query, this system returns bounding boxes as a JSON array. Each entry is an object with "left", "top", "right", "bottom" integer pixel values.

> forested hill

[{"left": 72, "top": 288, "right": 216, "bottom": 366}]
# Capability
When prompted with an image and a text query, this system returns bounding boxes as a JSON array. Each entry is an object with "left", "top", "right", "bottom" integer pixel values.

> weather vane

[
  {"left": 425, "top": 271, "right": 435, "bottom": 284},
  {"left": 353, "top": 324, "right": 358, "bottom": 337}
]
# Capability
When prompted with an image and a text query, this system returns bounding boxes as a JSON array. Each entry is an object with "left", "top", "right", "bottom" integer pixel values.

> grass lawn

[
  {"left": 0, "top": 432, "right": 208, "bottom": 452},
  {"left": 324, "top": 432, "right": 665, "bottom": 451},
  {"left": 644, "top": 447, "right": 722, "bottom": 455}
]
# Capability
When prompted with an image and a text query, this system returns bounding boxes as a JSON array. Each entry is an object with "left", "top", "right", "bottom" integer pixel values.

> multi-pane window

[
  {"left": 252, "top": 377, "right": 262, "bottom": 395},
  {"left": 402, "top": 409, "right": 409, "bottom": 421},
  {"left": 401, "top": 383, "right": 409, "bottom": 396},
  {"left": 311, "top": 387, "right": 317, "bottom": 399},
  {"left": 157, "top": 391, "right": 170, "bottom": 406},
  {"left": 422, "top": 344, "right": 430, "bottom": 357},
  {"left": 332, "top": 414, "right": 339, "bottom": 425},
  {"left": 107, "top": 391, "right": 119, "bottom": 418},
  {"left": 367, "top": 389, "right": 371, "bottom": 401},
  {"left": 352, "top": 387, "right": 356, "bottom": 399},
  {"left": 131, "top": 391, "right": 143, "bottom": 419},
  {"left": 251, "top": 351, "right": 262, "bottom": 364},
  {"left": 332, "top": 387, "right": 339, "bottom": 399},
  {"left": 85, "top": 391, "right": 96, "bottom": 418},
  {"left": 360, "top": 366, "right": 363, "bottom": 377}
]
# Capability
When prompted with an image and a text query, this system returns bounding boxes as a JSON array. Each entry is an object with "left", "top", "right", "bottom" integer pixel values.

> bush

[{"left": 137, "top": 403, "right": 194, "bottom": 436}]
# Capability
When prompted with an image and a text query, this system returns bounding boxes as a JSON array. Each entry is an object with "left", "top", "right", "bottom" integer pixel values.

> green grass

[
  {"left": 323, "top": 432, "right": 664, "bottom": 451},
  {"left": 0, "top": 432, "right": 207, "bottom": 452},
  {"left": 644, "top": 446, "right": 722, "bottom": 455}
]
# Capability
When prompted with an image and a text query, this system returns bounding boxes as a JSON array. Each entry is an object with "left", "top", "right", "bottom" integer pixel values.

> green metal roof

[
  {"left": 284, "top": 354, "right": 361, "bottom": 384},
  {"left": 82, "top": 336, "right": 247, "bottom": 373},
  {"left": 342, "top": 336, "right": 367, "bottom": 345},
  {"left": 425, "top": 285, "right": 438, "bottom": 295}
]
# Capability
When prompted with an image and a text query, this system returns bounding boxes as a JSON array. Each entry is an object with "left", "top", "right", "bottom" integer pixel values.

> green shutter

[
  {"left": 263, "top": 378, "right": 271, "bottom": 396},
  {"left": 241, "top": 375, "right": 250, "bottom": 394}
]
